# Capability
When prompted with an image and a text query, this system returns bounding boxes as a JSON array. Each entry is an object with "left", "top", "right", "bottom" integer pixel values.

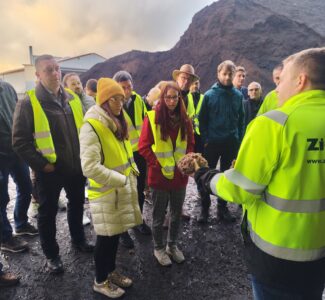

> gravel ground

[{"left": 1, "top": 176, "right": 321, "bottom": 300}]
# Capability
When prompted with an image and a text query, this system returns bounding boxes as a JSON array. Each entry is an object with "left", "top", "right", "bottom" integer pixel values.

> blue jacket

[{"left": 199, "top": 83, "right": 244, "bottom": 144}]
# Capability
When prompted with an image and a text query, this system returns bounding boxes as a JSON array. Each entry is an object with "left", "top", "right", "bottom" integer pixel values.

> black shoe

[
  {"left": 135, "top": 222, "right": 151, "bottom": 235},
  {"left": 120, "top": 232, "right": 134, "bottom": 249},
  {"left": 0, "top": 272, "right": 20, "bottom": 287},
  {"left": 217, "top": 207, "right": 236, "bottom": 223},
  {"left": 72, "top": 241, "right": 95, "bottom": 253},
  {"left": 197, "top": 208, "right": 209, "bottom": 224},
  {"left": 1, "top": 236, "right": 28, "bottom": 253},
  {"left": 46, "top": 256, "right": 64, "bottom": 274},
  {"left": 15, "top": 223, "right": 38, "bottom": 236}
]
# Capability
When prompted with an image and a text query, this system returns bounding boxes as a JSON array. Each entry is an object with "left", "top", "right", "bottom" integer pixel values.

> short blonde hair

[
  {"left": 284, "top": 47, "right": 325, "bottom": 89},
  {"left": 235, "top": 66, "right": 246, "bottom": 73}
]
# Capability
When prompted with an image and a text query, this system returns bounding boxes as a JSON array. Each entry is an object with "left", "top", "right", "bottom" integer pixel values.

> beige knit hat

[{"left": 96, "top": 78, "right": 125, "bottom": 105}]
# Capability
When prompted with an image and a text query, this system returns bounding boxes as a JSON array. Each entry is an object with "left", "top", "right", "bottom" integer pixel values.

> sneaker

[
  {"left": 58, "top": 197, "right": 66, "bottom": 211},
  {"left": 154, "top": 249, "right": 172, "bottom": 266},
  {"left": 1, "top": 237, "right": 28, "bottom": 253},
  {"left": 82, "top": 213, "right": 91, "bottom": 226},
  {"left": 29, "top": 201, "right": 39, "bottom": 218},
  {"left": 0, "top": 271, "right": 20, "bottom": 287},
  {"left": 217, "top": 207, "right": 236, "bottom": 223},
  {"left": 107, "top": 270, "right": 132, "bottom": 288},
  {"left": 166, "top": 245, "right": 185, "bottom": 263},
  {"left": 134, "top": 222, "right": 151, "bottom": 235},
  {"left": 15, "top": 223, "right": 38, "bottom": 236},
  {"left": 120, "top": 232, "right": 134, "bottom": 249},
  {"left": 93, "top": 279, "right": 125, "bottom": 298},
  {"left": 46, "top": 256, "right": 64, "bottom": 274}
]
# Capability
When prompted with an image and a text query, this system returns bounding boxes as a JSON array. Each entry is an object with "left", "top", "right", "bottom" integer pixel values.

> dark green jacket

[{"left": 199, "top": 83, "right": 244, "bottom": 144}]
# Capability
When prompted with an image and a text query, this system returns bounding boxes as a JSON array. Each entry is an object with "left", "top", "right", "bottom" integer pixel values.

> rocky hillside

[{"left": 81, "top": 0, "right": 325, "bottom": 95}]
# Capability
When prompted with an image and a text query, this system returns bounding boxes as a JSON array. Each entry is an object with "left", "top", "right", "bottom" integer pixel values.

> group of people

[{"left": 0, "top": 46, "right": 324, "bottom": 300}]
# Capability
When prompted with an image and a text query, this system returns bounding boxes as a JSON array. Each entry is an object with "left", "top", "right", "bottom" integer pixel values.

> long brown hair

[
  {"left": 101, "top": 101, "right": 128, "bottom": 141},
  {"left": 155, "top": 81, "right": 190, "bottom": 141}
]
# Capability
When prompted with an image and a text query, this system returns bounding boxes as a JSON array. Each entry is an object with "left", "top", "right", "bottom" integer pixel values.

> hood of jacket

[{"left": 84, "top": 104, "right": 117, "bottom": 133}]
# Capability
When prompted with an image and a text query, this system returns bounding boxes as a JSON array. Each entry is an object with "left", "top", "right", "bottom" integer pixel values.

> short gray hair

[
  {"left": 113, "top": 71, "right": 133, "bottom": 83},
  {"left": 35, "top": 54, "right": 55, "bottom": 70}
]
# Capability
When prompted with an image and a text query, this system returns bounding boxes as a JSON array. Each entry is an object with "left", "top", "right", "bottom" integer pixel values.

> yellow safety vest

[
  {"left": 147, "top": 111, "right": 187, "bottom": 179},
  {"left": 188, "top": 93, "right": 204, "bottom": 135},
  {"left": 211, "top": 90, "right": 325, "bottom": 262},
  {"left": 28, "top": 88, "right": 83, "bottom": 163},
  {"left": 123, "top": 91, "right": 147, "bottom": 152},
  {"left": 257, "top": 89, "right": 278, "bottom": 115},
  {"left": 86, "top": 118, "right": 137, "bottom": 200},
  {"left": 185, "top": 93, "right": 195, "bottom": 119}
]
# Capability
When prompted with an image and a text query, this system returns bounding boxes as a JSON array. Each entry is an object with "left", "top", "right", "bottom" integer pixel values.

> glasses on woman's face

[
  {"left": 164, "top": 95, "right": 179, "bottom": 102},
  {"left": 109, "top": 97, "right": 124, "bottom": 104}
]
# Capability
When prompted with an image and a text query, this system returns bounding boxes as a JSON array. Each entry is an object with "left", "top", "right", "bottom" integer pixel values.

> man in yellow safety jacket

[
  {"left": 12, "top": 55, "right": 94, "bottom": 274},
  {"left": 194, "top": 47, "right": 325, "bottom": 299},
  {"left": 113, "top": 70, "right": 151, "bottom": 249},
  {"left": 257, "top": 63, "right": 283, "bottom": 115}
]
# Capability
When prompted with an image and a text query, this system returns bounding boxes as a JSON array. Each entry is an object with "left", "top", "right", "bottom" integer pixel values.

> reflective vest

[
  {"left": 86, "top": 118, "right": 137, "bottom": 200},
  {"left": 147, "top": 111, "right": 187, "bottom": 179},
  {"left": 257, "top": 89, "right": 278, "bottom": 115},
  {"left": 188, "top": 93, "right": 204, "bottom": 135},
  {"left": 123, "top": 91, "right": 147, "bottom": 152},
  {"left": 28, "top": 88, "right": 83, "bottom": 163},
  {"left": 185, "top": 93, "right": 195, "bottom": 118},
  {"left": 210, "top": 90, "right": 325, "bottom": 262}
]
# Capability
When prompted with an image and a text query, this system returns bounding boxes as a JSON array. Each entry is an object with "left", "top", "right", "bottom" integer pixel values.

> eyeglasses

[
  {"left": 109, "top": 97, "right": 124, "bottom": 104},
  {"left": 165, "top": 95, "right": 179, "bottom": 102},
  {"left": 248, "top": 88, "right": 260, "bottom": 92}
]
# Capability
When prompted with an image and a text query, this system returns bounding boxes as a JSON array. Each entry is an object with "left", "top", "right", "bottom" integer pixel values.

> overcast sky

[{"left": 0, "top": 0, "right": 216, "bottom": 72}]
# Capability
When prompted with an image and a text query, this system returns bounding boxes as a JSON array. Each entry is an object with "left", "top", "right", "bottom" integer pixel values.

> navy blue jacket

[{"left": 199, "top": 83, "right": 244, "bottom": 144}]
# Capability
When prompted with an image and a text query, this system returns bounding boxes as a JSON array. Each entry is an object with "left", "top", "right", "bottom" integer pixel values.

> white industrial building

[{"left": 0, "top": 46, "right": 106, "bottom": 99}]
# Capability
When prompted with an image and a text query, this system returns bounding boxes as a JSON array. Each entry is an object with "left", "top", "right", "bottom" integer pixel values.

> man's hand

[{"left": 43, "top": 163, "right": 55, "bottom": 173}]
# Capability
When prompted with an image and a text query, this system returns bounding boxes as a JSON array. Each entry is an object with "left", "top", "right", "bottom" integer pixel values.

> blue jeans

[
  {"left": 0, "top": 159, "right": 32, "bottom": 242},
  {"left": 251, "top": 275, "right": 324, "bottom": 300}
]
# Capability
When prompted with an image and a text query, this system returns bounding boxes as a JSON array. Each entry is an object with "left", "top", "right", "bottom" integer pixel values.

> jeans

[
  {"left": 0, "top": 159, "right": 32, "bottom": 242},
  {"left": 251, "top": 275, "right": 324, "bottom": 300},
  {"left": 151, "top": 188, "right": 185, "bottom": 250},
  {"left": 200, "top": 138, "right": 239, "bottom": 209},
  {"left": 35, "top": 170, "right": 86, "bottom": 259}
]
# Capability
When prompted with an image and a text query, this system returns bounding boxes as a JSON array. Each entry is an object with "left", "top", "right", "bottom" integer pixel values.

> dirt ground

[{"left": 1, "top": 177, "right": 253, "bottom": 300}]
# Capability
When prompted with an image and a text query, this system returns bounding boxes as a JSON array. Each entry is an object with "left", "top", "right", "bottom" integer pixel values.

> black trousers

[
  {"left": 35, "top": 170, "right": 86, "bottom": 259},
  {"left": 133, "top": 151, "right": 146, "bottom": 213},
  {"left": 94, "top": 234, "right": 120, "bottom": 283},
  {"left": 201, "top": 138, "right": 239, "bottom": 209},
  {"left": 194, "top": 133, "right": 204, "bottom": 154}
]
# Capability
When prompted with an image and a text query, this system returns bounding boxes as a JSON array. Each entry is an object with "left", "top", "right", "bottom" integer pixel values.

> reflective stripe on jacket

[
  {"left": 28, "top": 88, "right": 83, "bottom": 163},
  {"left": 210, "top": 90, "right": 325, "bottom": 262},
  {"left": 147, "top": 110, "right": 187, "bottom": 179},
  {"left": 86, "top": 118, "right": 137, "bottom": 200}
]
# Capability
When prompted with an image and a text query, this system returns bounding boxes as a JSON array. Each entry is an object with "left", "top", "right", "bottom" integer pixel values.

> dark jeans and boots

[
  {"left": 36, "top": 171, "right": 93, "bottom": 273},
  {"left": 0, "top": 205, "right": 20, "bottom": 287},
  {"left": 199, "top": 139, "right": 238, "bottom": 223},
  {"left": 0, "top": 159, "right": 35, "bottom": 253},
  {"left": 133, "top": 151, "right": 151, "bottom": 235}
]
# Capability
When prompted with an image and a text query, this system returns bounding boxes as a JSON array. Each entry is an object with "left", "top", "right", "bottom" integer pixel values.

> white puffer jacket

[{"left": 80, "top": 105, "right": 142, "bottom": 236}]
